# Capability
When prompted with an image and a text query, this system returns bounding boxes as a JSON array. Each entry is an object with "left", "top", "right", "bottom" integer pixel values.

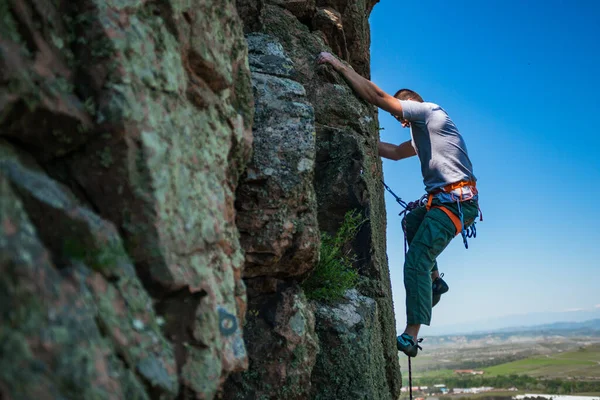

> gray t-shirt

[{"left": 400, "top": 100, "right": 476, "bottom": 193}]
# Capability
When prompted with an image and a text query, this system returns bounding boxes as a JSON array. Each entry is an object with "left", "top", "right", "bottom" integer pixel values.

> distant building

[
  {"left": 454, "top": 369, "right": 484, "bottom": 375},
  {"left": 514, "top": 395, "right": 600, "bottom": 400},
  {"left": 453, "top": 387, "right": 494, "bottom": 394}
]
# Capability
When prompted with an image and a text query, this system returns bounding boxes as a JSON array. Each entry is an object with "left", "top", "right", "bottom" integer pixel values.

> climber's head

[
  {"left": 393, "top": 88, "right": 424, "bottom": 102},
  {"left": 392, "top": 89, "right": 423, "bottom": 128}
]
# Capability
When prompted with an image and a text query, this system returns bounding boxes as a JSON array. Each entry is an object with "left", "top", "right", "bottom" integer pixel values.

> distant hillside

[
  {"left": 422, "top": 308, "right": 600, "bottom": 336},
  {"left": 494, "top": 318, "right": 600, "bottom": 333},
  {"left": 424, "top": 318, "right": 600, "bottom": 347}
]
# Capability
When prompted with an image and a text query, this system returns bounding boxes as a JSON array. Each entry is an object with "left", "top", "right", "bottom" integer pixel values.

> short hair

[{"left": 393, "top": 88, "right": 424, "bottom": 102}]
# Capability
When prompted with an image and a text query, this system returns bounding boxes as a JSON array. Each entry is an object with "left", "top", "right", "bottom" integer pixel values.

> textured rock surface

[
  {"left": 223, "top": 33, "right": 320, "bottom": 399},
  {"left": 1, "top": 0, "right": 252, "bottom": 398},
  {"left": 236, "top": 33, "right": 319, "bottom": 280},
  {"left": 311, "top": 290, "right": 388, "bottom": 400},
  {"left": 231, "top": 0, "right": 401, "bottom": 399},
  {"left": 1, "top": 0, "right": 400, "bottom": 398},
  {"left": 0, "top": 141, "right": 178, "bottom": 399},
  {"left": 223, "top": 284, "right": 318, "bottom": 400}
]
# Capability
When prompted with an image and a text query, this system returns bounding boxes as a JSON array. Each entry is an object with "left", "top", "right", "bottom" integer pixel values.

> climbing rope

[
  {"left": 408, "top": 356, "right": 413, "bottom": 400},
  {"left": 407, "top": 337, "right": 424, "bottom": 400},
  {"left": 381, "top": 180, "right": 427, "bottom": 253}
]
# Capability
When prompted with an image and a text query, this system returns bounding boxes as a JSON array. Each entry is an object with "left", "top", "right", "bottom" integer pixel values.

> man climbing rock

[{"left": 317, "top": 51, "right": 480, "bottom": 357}]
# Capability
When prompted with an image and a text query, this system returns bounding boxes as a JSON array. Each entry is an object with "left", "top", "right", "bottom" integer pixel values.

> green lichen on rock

[
  {"left": 62, "top": 237, "right": 123, "bottom": 274},
  {"left": 231, "top": 1, "right": 402, "bottom": 398},
  {"left": 236, "top": 33, "right": 319, "bottom": 282},
  {"left": 88, "top": 272, "right": 179, "bottom": 396},
  {"left": 0, "top": 1, "right": 24, "bottom": 45},
  {"left": 223, "top": 286, "right": 318, "bottom": 400},
  {"left": 311, "top": 290, "right": 389, "bottom": 400},
  {"left": 180, "top": 346, "right": 222, "bottom": 399},
  {"left": 0, "top": 141, "right": 132, "bottom": 277},
  {"left": 0, "top": 140, "right": 179, "bottom": 398},
  {"left": 0, "top": 0, "right": 94, "bottom": 160},
  {"left": 2, "top": 0, "right": 254, "bottom": 399},
  {"left": 68, "top": 1, "right": 252, "bottom": 397},
  {"left": 0, "top": 177, "right": 151, "bottom": 400}
]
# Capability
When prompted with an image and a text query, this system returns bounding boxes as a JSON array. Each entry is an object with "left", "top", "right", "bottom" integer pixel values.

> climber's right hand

[{"left": 317, "top": 52, "right": 342, "bottom": 71}]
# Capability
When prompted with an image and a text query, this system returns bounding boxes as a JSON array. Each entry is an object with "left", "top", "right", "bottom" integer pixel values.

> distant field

[
  {"left": 400, "top": 367, "right": 455, "bottom": 385},
  {"left": 402, "top": 337, "right": 600, "bottom": 375},
  {"left": 484, "top": 344, "right": 600, "bottom": 378},
  {"left": 407, "top": 344, "right": 600, "bottom": 382},
  {"left": 398, "top": 391, "right": 527, "bottom": 400}
]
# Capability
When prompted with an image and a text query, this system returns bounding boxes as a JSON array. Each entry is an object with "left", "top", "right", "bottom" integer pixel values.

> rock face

[
  {"left": 227, "top": 0, "right": 402, "bottom": 399},
  {"left": 1, "top": 0, "right": 400, "bottom": 398},
  {"left": 222, "top": 33, "right": 320, "bottom": 400},
  {"left": 1, "top": 0, "right": 252, "bottom": 399},
  {"left": 236, "top": 33, "right": 319, "bottom": 281},
  {"left": 0, "top": 142, "right": 178, "bottom": 399},
  {"left": 311, "top": 290, "right": 389, "bottom": 399}
]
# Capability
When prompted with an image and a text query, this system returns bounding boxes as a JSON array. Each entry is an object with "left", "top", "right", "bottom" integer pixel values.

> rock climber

[{"left": 316, "top": 51, "right": 480, "bottom": 357}]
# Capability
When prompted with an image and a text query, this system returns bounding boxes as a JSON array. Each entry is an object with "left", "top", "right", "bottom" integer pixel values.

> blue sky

[{"left": 369, "top": 0, "right": 600, "bottom": 334}]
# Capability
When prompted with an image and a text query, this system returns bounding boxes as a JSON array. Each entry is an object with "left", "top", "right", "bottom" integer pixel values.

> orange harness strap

[
  {"left": 426, "top": 193, "right": 434, "bottom": 210},
  {"left": 426, "top": 181, "right": 477, "bottom": 210},
  {"left": 425, "top": 180, "right": 477, "bottom": 236},
  {"left": 432, "top": 205, "right": 462, "bottom": 236},
  {"left": 441, "top": 180, "right": 477, "bottom": 194}
]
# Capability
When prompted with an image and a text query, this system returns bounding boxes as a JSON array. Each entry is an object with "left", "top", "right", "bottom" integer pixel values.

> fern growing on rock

[{"left": 302, "top": 210, "right": 367, "bottom": 302}]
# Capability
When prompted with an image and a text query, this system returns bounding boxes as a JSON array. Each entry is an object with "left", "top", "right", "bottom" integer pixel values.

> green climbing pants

[{"left": 402, "top": 197, "right": 479, "bottom": 325}]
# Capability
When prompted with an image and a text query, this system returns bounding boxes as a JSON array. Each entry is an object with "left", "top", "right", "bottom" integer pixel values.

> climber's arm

[
  {"left": 316, "top": 52, "right": 405, "bottom": 118},
  {"left": 378, "top": 140, "right": 416, "bottom": 161}
]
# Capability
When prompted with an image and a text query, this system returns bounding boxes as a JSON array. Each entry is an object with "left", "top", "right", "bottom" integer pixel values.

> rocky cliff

[{"left": 0, "top": 0, "right": 400, "bottom": 399}]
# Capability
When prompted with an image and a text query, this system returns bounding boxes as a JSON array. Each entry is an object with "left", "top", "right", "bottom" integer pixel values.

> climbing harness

[
  {"left": 425, "top": 180, "right": 482, "bottom": 249},
  {"left": 382, "top": 180, "right": 482, "bottom": 250},
  {"left": 382, "top": 180, "right": 482, "bottom": 400}
]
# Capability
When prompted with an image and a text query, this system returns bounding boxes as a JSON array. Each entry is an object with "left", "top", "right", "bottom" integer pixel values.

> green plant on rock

[{"left": 302, "top": 210, "right": 367, "bottom": 302}]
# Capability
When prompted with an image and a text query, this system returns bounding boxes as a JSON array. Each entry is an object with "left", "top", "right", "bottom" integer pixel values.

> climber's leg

[{"left": 404, "top": 207, "right": 457, "bottom": 326}]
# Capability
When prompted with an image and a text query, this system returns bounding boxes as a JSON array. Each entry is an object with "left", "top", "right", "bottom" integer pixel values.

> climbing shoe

[
  {"left": 396, "top": 333, "right": 422, "bottom": 357},
  {"left": 432, "top": 273, "right": 449, "bottom": 308}
]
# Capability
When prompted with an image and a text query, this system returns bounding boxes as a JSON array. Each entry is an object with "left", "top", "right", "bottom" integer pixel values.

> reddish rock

[
  {"left": 236, "top": 34, "right": 319, "bottom": 280},
  {"left": 269, "top": 0, "right": 317, "bottom": 19},
  {"left": 223, "top": 284, "right": 318, "bottom": 400},
  {"left": 312, "top": 7, "right": 349, "bottom": 62},
  {"left": 0, "top": 0, "right": 94, "bottom": 160},
  {"left": 1, "top": 0, "right": 254, "bottom": 398},
  {"left": 0, "top": 142, "right": 178, "bottom": 398}
]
